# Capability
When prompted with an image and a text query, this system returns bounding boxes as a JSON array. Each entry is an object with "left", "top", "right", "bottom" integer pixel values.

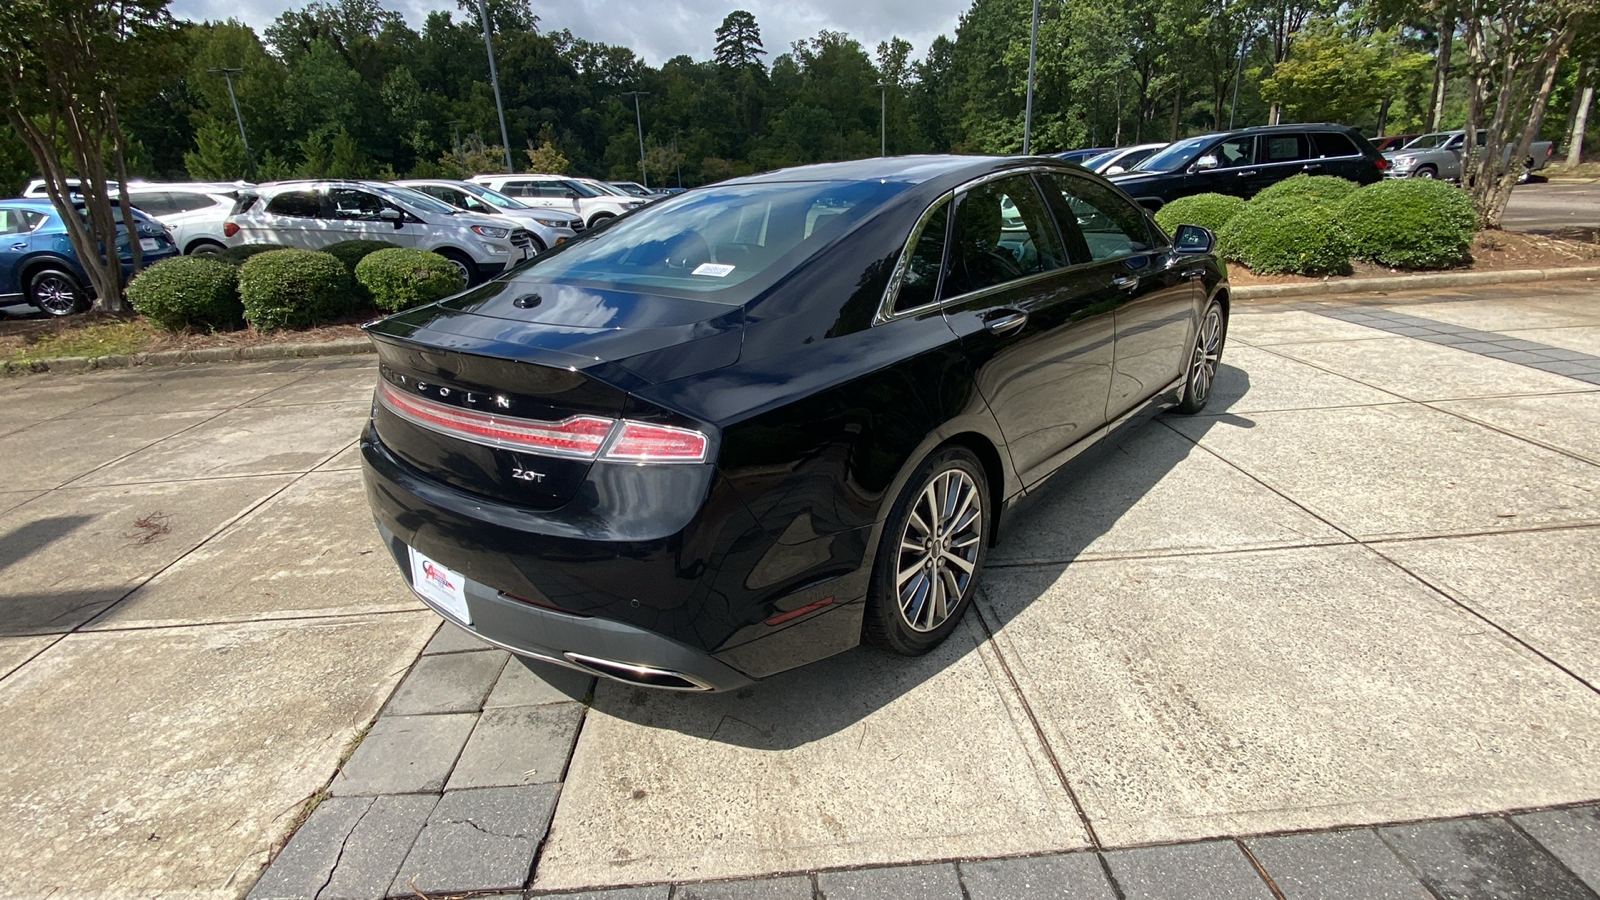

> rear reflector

[
  {"left": 603, "top": 421, "right": 709, "bottom": 463},
  {"left": 378, "top": 381, "right": 613, "bottom": 459}
]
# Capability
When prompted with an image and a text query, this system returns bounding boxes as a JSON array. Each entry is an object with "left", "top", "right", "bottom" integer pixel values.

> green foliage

[
  {"left": 1219, "top": 196, "right": 1350, "bottom": 276},
  {"left": 324, "top": 240, "right": 402, "bottom": 274},
  {"left": 1252, "top": 174, "right": 1361, "bottom": 206},
  {"left": 524, "top": 140, "right": 570, "bottom": 174},
  {"left": 184, "top": 119, "right": 249, "bottom": 181},
  {"left": 126, "top": 256, "right": 245, "bottom": 331},
  {"left": 237, "top": 249, "right": 352, "bottom": 330},
  {"left": 1339, "top": 178, "right": 1477, "bottom": 269},
  {"left": 1154, "top": 193, "right": 1245, "bottom": 234},
  {"left": 217, "top": 243, "right": 284, "bottom": 266},
  {"left": 1259, "top": 21, "right": 1432, "bottom": 126},
  {"left": 355, "top": 247, "right": 465, "bottom": 311}
]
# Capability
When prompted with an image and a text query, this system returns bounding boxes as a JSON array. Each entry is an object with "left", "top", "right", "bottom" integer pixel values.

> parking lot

[{"left": 2, "top": 279, "right": 1600, "bottom": 897}]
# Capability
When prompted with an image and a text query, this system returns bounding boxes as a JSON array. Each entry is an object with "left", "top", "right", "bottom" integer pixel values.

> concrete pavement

[
  {"left": 1504, "top": 181, "right": 1600, "bottom": 238},
  {"left": 3, "top": 281, "right": 1600, "bottom": 898}
]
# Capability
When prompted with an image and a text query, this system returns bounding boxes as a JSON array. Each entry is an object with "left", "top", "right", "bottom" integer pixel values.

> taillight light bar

[{"left": 376, "top": 381, "right": 709, "bottom": 463}]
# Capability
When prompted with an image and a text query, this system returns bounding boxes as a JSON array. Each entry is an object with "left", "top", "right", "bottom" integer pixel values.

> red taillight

[
  {"left": 223, "top": 221, "right": 239, "bottom": 237},
  {"left": 378, "top": 381, "right": 613, "bottom": 459},
  {"left": 1374, "top": 157, "right": 1389, "bottom": 170},
  {"left": 602, "top": 421, "right": 709, "bottom": 463},
  {"left": 376, "top": 381, "right": 711, "bottom": 464}
]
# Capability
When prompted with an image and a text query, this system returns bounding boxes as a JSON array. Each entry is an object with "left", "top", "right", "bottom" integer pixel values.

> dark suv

[{"left": 1108, "top": 124, "right": 1386, "bottom": 210}]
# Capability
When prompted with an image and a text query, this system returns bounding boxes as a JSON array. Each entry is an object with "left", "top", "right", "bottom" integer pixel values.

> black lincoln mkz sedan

[{"left": 362, "top": 154, "right": 1229, "bottom": 691}]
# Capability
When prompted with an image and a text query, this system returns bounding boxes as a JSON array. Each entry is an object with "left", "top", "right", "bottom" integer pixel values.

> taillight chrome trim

[{"left": 377, "top": 380, "right": 613, "bottom": 460}]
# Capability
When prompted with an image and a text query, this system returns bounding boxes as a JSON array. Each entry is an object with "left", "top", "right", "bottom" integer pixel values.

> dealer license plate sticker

[
  {"left": 139, "top": 237, "right": 160, "bottom": 252},
  {"left": 408, "top": 547, "right": 471, "bottom": 625}
]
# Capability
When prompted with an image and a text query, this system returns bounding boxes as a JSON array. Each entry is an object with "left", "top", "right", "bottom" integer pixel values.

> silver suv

[
  {"left": 470, "top": 174, "right": 643, "bottom": 229},
  {"left": 395, "top": 179, "right": 581, "bottom": 252},
  {"left": 226, "top": 180, "right": 538, "bottom": 284}
]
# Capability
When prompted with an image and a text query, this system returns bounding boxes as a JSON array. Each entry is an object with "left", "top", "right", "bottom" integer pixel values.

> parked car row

[{"left": 0, "top": 197, "right": 178, "bottom": 315}]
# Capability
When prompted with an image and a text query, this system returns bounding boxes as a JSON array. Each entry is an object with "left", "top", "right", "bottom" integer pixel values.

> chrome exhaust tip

[{"left": 563, "top": 652, "right": 713, "bottom": 692}]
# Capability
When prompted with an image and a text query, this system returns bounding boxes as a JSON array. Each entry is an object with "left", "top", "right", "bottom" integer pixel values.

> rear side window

[
  {"left": 129, "top": 192, "right": 172, "bottom": 215},
  {"left": 0, "top": 209, "right": 42, "bottom": 235},
  {"left": 1260, "top": 133, "right": 1311, "bottom": 163},
  {"left": 1041, "top": 173, "right": 1154, "bottom": 263},
  {"left": 168, "top": 192, "right": 219, "bottom": 213},
  {"left": 1312, "top": 132, "right": 1359, "bottom": 158},
  {"left": 265, "top": 191, "right": 321, "bottom": 218},
  {"left": 892, "top": 196, "right": 951, "bottom": 313}
]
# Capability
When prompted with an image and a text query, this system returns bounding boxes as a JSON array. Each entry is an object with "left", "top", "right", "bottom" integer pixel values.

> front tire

[
  {"left": 436, "top": 249, "right": 477, "bottom": 286},
  {"left": 1175, "top": 299, "right": 1227, "bottom": 414},
  {"left": 1415, "top": 166, "right": 1437, "bottom": 179},
  {"left": 28, "top": 267, "right": 86, "bottom": 317},
  {"left": 864, "top": 446, "right": 990, "bottom": 656},
  {"left": 587, "top": 212, "right": 616, "bottom": 230}
]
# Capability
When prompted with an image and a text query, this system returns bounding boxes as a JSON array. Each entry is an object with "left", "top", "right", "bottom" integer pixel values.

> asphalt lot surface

[
  {"left": 1503, "top": 181, "right": 1600, "bottom": 238},
  {"left": 2, "top": 280, "right": 1600, "bottom": 897}
]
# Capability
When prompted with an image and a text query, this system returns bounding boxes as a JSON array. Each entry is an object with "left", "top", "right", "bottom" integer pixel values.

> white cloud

[{"left": 167, "top": 0, "right": 970, "bottom": 66}]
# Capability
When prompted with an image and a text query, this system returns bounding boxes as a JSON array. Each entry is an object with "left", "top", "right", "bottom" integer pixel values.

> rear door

[
  {"left": 937, "top": 172, "right": 1116, "bottom": 484},
  {"left": 1308, "top": 130, "right": 1370, "bottom": 182},
  {"left": 1038, "top": 172, "right": 1196, "bottom": 421},
  {"left": 259, "top": 188, "right": 326, "bottom": 247},
  {"left": 1253, "top": 132, "right": 1315, "bottom": 195}
]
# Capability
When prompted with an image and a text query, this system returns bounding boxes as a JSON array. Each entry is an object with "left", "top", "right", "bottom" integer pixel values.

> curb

[
  {"left": 2, "top": 337, "right": 373, "bottom": 377},
  {"left": 1232, "top": 264, "right": 1600, "bottom": 301}
]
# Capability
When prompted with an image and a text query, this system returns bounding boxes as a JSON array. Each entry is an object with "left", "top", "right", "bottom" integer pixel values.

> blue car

[{"left": 0, "top": 198, "right": 178, "bottom": 316}]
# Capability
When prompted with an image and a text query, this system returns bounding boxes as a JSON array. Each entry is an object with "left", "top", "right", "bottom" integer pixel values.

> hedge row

[
  {"left": 126, "top": 240, "right": 462, "bottom": 332},
  {"left": 1159, "top": 175, "right": 1478, "bottom": 276}
]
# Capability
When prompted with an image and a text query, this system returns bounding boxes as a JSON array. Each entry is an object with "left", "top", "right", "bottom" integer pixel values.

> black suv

[{"left": 1108, "top": 124, "right": 1386, "bottom": 210}]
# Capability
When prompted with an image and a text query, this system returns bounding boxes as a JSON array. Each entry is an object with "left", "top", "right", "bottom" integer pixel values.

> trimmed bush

[
  {"left": 1339, "top": 178, "right": 1476, "bottom": 269},
  {"left": 216, "top": 243, "right": 284, "bottom": 266},
  {"left": 237, "top": 249, "right": 352, "bottom": 331},
  {"left": 1154, "top": 193, "right": 1246, "bottom": 235},
  {"left": 126, "top": 256, "right": 244, "bottom": 331},
  {"left": 1251, "top": 174, "right": 1360, "bottom": 206},
  {"left": 1219, "top": 195, "right": 1349, "bottom": 276},
  {"left": 324, "top": 240, "right": 402, "bottom": 275},
  {"left": 355, "top": 247, "right": 467, "bottom": 312}
]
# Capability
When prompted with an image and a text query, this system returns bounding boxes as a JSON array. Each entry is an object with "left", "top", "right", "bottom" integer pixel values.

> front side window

[
  {"left": 941, "top": 174, "right": 1067, "bottom": 298},
  {"left": 265, "top": 190, "right": 321, "bottom": 218},
  {"left": 1210, "top": 135, "right": 1256, "bottom": 168},
  {"left": 892, "top": 196, "right": 951, "bottom": 313},
  {"left": 1042, "top": 173, "right": 1154, "bottom": 262},
  {"left": 327, "top": 188, "right": 387, "bottom": 221}
]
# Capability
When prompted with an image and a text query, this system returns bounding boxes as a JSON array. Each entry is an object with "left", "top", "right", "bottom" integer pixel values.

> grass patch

[{"left": 4, "top": 318, "right": 157, "bottom": 363}]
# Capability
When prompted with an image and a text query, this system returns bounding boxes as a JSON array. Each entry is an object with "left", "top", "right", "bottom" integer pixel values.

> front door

[
  {"left": 324, "top": 187, "right": 415, "bottom": 247},
  {"left": 938, "top": 173, "right": 1116, "bottom": 484},
  {"left": 1189, "top": 134, "right": 1266, "bottom": 199},
  {"left": 1038, "top": 172, "right": 1197, "bottom": 420}
]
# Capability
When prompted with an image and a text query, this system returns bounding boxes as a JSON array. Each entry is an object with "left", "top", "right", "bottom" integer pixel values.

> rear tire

[
  {"left": 1175, "top": 299, "right": 1227, "bottom": 414},
  {"left": 28, "top": 267, "right": 85, "bottom": 317},
  {"left": 186, "top": 240, "right": 225, "bottom": 256},
  {"left": 864, "top": 446, "right": 990, "bottom": 656}
]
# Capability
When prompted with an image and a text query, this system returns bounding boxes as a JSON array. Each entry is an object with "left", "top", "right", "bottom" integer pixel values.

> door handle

[
  {"left": 1302, "top": 163, "right": 1323, "bottom": 171},
  {"left": 1236, "top": 169, "right": 1258, "bottom": 177},
  {"left": 1112, "top": 274, "right": 1141, "bottom": 291},
  {"left": 1180, "top": 267, "right": 1207, "bottom": 281},
  {"left": 9, "top": 243, "right": 25, "bottom": 251},
  {"left": 983, "top": 310, "right": 1028, "bottom": 335}
]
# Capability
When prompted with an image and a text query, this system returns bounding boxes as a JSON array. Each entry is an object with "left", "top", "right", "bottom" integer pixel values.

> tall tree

[{"left": 715, "top": 10, "right": 765, "bottom": 69}]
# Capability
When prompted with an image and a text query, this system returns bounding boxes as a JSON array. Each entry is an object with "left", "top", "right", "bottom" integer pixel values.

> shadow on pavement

[{"left": 590, "top": 363, "right": 1253, "bottom": 748}]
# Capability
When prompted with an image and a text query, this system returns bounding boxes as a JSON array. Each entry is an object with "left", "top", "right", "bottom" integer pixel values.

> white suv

[
  {"left": 225, "top": 180, "right": 538, "bottom": 285},
  {"left": 470, "top": 174, "right": 643, "bottom": 229},
  {"left": 395, "top": 179, "right": 581, "bottom": 252},
  {"left": 124, "top": 182, "right": 251, "bottom": 256}
]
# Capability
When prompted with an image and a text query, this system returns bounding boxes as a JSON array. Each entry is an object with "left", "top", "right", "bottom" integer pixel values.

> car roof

[
  {"left": 0, "top": 198, "right": 57, "bottom": 212},
  {"left": 724, "top": 154, "right": 1034, "bottom": 187}
]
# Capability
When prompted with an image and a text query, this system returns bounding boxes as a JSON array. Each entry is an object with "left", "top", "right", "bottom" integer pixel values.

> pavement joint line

[
  {"left": 1421, "top": 400, "right": 1600, "bottom": 469},
  {"left": 1502, "top": 812, "right": 1600, "bottom": 899},
  {"left": 1234, "top": 837, "right": 1286, "bottom": 900},
  {"left": 47, "top": 406, "right": 233, "bottom": 492},
  {"left": 73, "top": 604, "right": 426, "bottom": 635},
  {"left": 968, "top": 593, "right": 1106, "bottom": 853},
  {"left": 1370, "top": 827, "right": 1447, "bottom": 900}
]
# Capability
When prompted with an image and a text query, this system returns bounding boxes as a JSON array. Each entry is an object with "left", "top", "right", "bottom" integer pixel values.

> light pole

[
  {"left": 476, "top": 0, "right": 515, "bottom": 173},
  {"left": 874, "top": 82, "right": 890, "bottom": 156},
  {"left": 1022, "top": 0, "right": 1039, "bottom": 154},
  {"left": 206, "top": 67, "right": 255, "bottom": 179},
  {"left": 1228, "top": 29, "right": 1252, "bottom": 130},
  {"left": 622, "top": 90, "right": 650, "bottom": 189}
]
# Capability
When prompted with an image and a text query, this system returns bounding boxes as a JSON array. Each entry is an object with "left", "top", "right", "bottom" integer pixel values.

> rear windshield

[{"left": 515, "top": 179, "right": 910, "bottom": 297}]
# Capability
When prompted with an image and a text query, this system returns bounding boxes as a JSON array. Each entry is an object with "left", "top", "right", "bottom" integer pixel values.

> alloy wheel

[
  {"left": 1188, "top": 304, "right": 1223, "bottom": 405},
  {"left": 33, "top": 273, "right": 79, "bottom": 316},
  {"left": 895, "top": 468, "right": 983, "bottom": 633}
]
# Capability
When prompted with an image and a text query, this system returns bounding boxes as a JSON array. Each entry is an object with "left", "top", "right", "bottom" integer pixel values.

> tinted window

[
  {"left": 893, "top": 196, "right": 950, "bottom": 313},
  {"left": 1312, "top": 132, "right": 1359, "bottom": 158},
  {"left": 129, "top": 192, "right": 172, "bottom": 215},
  {"left": 1211, "top": 135, "right": 1255, "bottom": 168},
  {"left": 265, "top": 190, "right": 321, "bottom": 218},
  {"left": 942, "top": 175, "right": 1067, "bottom": 298},
  {"left": 168, "top": 192, "right": 219, "bottom": 213},
  {"left": 1139, "top": 135, "right": 1214, "bottom": 173},
  {"left": 1259, "top": 133, "right": 1310, "bottom": 163},
  {"left": 327, "top": 188, "right": 387, "bottom": 220},
  {"left": 1042, "top": 173, "right": 1154, "bottom": 262},
  {"left": 0, "top": 209, "right": 39, "bottom": 235},
  {"left": 519, "top": 179, "right": 907, "bottom": 296}
]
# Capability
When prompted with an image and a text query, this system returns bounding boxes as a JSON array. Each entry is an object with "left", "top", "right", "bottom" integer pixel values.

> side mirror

[
  {"left": 562, "top": 189, "right": 579, "bottom": 199},
  {"left": 1105, "top": 164, "right": 1126, "bottom": 175},
  {"left": 379, "top": 208, "right": 403, "bottom": 228},
  {"left": 1193, "top": 155, "right": 1220, "bottom": 171},
  {"left": 1173, "top": 223, "right": 1216, "bottom": 254}
]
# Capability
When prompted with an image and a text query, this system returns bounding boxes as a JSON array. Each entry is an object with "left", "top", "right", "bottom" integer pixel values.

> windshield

[
  {"left": 517, "top": 179, "right": 909, "bottom": 296},
  {"left": 374, "top": 185, "right": 459, "bottom": 215},
  {"left": 1402, "top": 133, "right": 1454, "bottom": 150},
  {"left": 585, "top": 181, "right": 629, "bottom": 196},
  {"left": 1135, "top": 136, "right": 1214, "bottom": 173},
  {"left": 460, "top": 183, "right": 529, "bottom": 209},
  {"left": 1082, "top": 150, "right": 1121, "bottom": 171}
]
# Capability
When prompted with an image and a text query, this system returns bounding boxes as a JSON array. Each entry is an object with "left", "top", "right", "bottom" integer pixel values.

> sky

[{"left": 167, "top": 0, "right": 973, "bottom": 67}]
